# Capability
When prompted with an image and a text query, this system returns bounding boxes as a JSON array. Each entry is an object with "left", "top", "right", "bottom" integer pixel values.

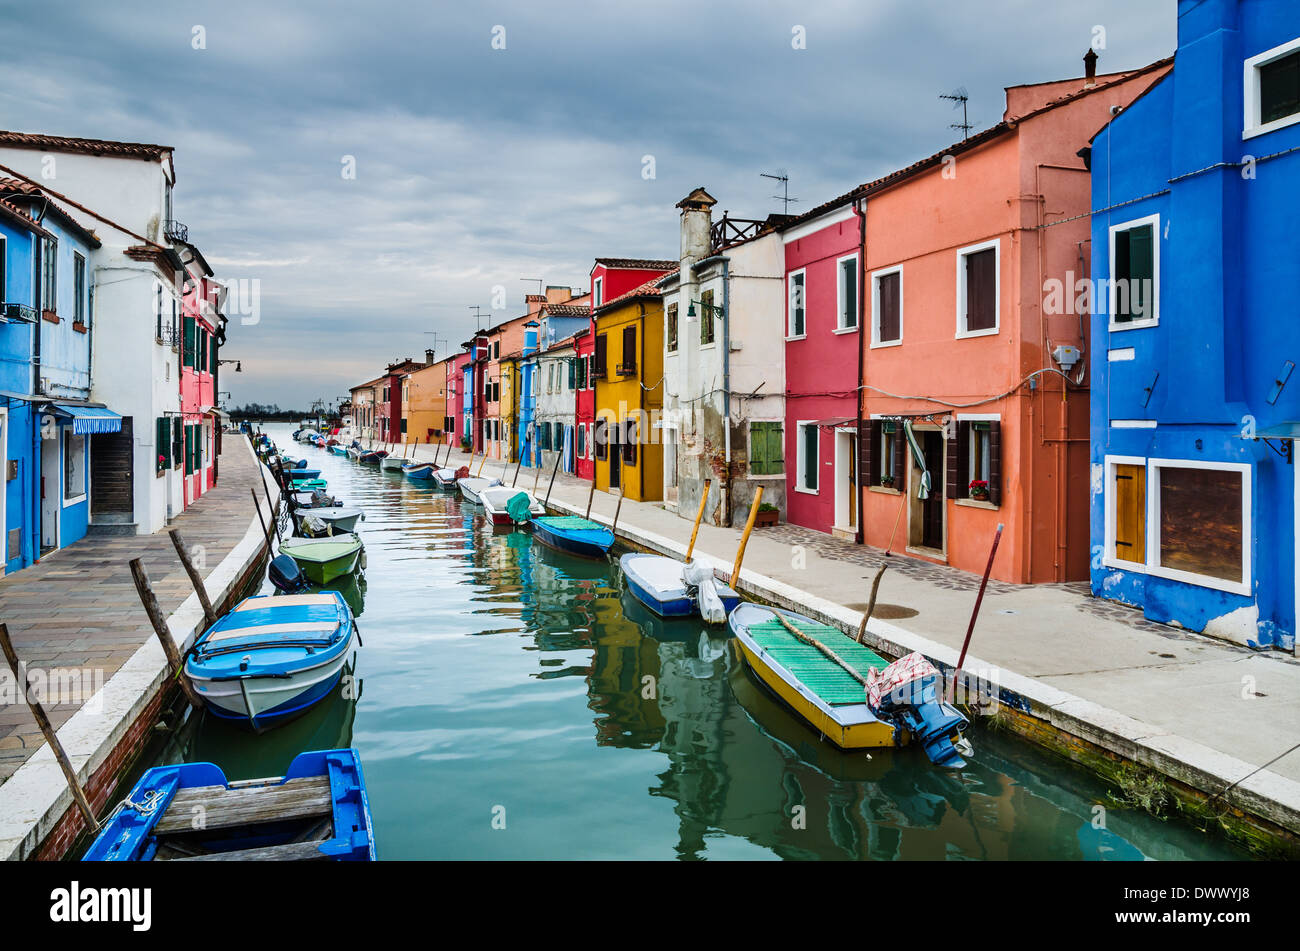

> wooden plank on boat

[
  {"left": 747, "top": 619, "right": 889, "bottom": 706},
  {"left": 153, "top": 776, "right": 332, "bottom": 834},
  {"left": 164, "top": 838, "right": 334, "bottom": 862}
]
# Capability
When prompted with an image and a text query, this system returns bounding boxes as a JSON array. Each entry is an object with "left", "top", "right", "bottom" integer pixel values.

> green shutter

[
  {"left": 750, "top": 421, "right": 783, "bottom": 476},
  {"left": 183, "top": 316, "right": 196, "bottom": 367},
  {"left": 568, "top": 358, "right": 576, "bottom": 389},
  {"left": 156, "top": 417, "right": 170, "bottom": 470},
  {"left": 576, "top": 357, "right": 586, "bottom": 389}
]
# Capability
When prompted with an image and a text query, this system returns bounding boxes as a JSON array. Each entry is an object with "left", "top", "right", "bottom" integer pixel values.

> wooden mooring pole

[
  {"left": 168, "top": 530, "right": 218, "bottom": 629},
  {"left": 543, "top": 447, "right": 563, "bottom": 508},
  {"left": 855, "top": 563, "right": 888, "bottom": 644},
  {"left": 729, "top": 486, "right": 764, "bottom": 590},
  {"left": 952, "top": 523, "right": 1003, "bottom": 699},
  {"left": 128, "top": 559, "right": 204, "bottom": 710},
  {"left": 0, "top": 623, "right": 99, "bottom": 832},
  {"left": 685, "top": 478, "right": 711, "bottom": 562},
  {"left": 584, "top": 477, "right": 597, "bottom": 520},
  {"left": 610, "top": 488, "right": 625, "bottom": 536},
  {"left": 252, "top": 488, "right": 277, "bottom": 550}
]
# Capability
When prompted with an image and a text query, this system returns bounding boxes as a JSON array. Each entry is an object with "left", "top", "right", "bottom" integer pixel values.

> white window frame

[
  {"left": 1243, "top": 35, "right": 1300, "bottom": 139},
  {"left": 1102, "top": 454, "right": 1148, "bottom": 573},
  {"left": 1107, "top": 213, "right": 1161, "bottom": 332},
  {"left": 786, "top": 269, "right": 806, "bottom": 340},
  {"left": 1148, "top": 458, "right": 1252, "bottom": 596},
  {"left": 835, "top": 253, "right": 860, "bottom": 332},
  {"left": 870, "top": 265, "right": 904, "bottom": 349},
  {"left": 593, "top": 277, "right": 603, "bottom": 307},
  {"left": 795, "top": 420, "right": 819, "bottom": 494},
  {"left": 955, "top": 238, "right": 1000, "bottom": 339},
  {"left": 62, "top": 429, "right": 88, "bottom": 507}
]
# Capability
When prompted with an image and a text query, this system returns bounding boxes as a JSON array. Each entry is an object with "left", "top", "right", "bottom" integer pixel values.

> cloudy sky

[{"left": 0, "top": 0, "right": 1173, "bottom": 410}]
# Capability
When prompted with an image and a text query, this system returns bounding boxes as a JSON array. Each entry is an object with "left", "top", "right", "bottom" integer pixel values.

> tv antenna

[
  {"left": 469, "top": 305, "right": 487, "bottom": 330},
  {"left": 760, "top": 171, "right": 799, "bottom": 214},
  {"left": 941, "top": 87, "right": 972, "bottom": 139},
  {"left": 520, "top": 278, "right": 543, "bottom": 297}
]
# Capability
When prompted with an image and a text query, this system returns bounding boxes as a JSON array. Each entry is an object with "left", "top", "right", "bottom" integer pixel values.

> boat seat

[
  {"left": 163, "top": 838, "right": 334, "bottom": 861},
  {"left": 202, "top": 621, "right": 341, "bottom": 644},
  {"left": 153, "top": 776, "right": 332, "bottom": 834},
  {"left": 234, "top": 594, "right": 337, "bottom": 611}
]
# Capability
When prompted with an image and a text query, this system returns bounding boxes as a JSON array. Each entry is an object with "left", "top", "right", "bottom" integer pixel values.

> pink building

[
  {"left": 178, "top": 247, "right": 222, "bottom": 507},
  {"left": 780, "top": 207, "right": 863, "bottom": 538}
]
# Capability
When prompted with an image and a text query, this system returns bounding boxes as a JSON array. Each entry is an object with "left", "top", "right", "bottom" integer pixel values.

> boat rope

[
  {"left": 122, "top": 789, "right": 166, "bottom": 816},
  {"left": 770, "top": 611, "right": 868, "bottom": 687},
  {"left": 1206, "top": 737, "right": 1300, "bottom": 810}
]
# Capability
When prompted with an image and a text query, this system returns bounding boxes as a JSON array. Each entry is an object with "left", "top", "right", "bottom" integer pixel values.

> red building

[
  {"left": 376, "top": 357, "right": 426, "bottom": 446},
  {"left": 779, "top": 203, "right": 864, "bottom": 538},
  {"left": 582, "top": 258, "right": 676, "bottom": 481},
  {"left": 446, "top": 351, "right": 471, "bottom": 446},
  {"left": 178, "top": 246, "right": 224, "bottom": 507}
]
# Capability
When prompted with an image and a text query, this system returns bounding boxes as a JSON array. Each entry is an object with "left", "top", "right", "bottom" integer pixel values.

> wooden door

[{"left": 91, "top": 417, "right": 133, "bottom": 518}]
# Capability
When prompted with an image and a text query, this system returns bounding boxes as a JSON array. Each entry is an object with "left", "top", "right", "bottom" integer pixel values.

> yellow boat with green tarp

[{"left": 728, "top": 602, "right": 970, "bottom": 766}]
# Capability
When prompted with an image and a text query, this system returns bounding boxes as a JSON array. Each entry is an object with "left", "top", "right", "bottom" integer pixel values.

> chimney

[
  {"left": 522, "top": 320, "right": 539, "bottom": 357},
  {"left": 676, "top": 187, "right": 718, "bottom": 268},
  {"left": 425, "top": 348, "right": 436, "bottom": 364},
  {"left": 1083, "top": 48, "right": 1098, "bottom": 87}
]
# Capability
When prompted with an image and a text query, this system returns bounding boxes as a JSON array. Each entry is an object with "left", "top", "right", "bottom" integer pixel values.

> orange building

[{"left": 851, "top": 55, "right": 1171, "bottom": 583}]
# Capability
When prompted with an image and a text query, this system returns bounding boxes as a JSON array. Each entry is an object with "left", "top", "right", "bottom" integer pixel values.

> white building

[
  {"left": 659, "top": 188, "right": 787, "bottom": 525},
  {"left": 0, "top": 132, "right": 200, "bottom": 534},
  {"left": 535, "top": 336, "right": 578, "bottom": 474}
]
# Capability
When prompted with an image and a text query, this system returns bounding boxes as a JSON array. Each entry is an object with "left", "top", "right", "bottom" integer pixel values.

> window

[
  {"left": 956, "top": 240, "right": 998, "bottom": 336},
  {"left": 797, "top": 421, "right": 819, "bottom": 492},
  {"left": 400, "top": 417, "right": 408, "bottom": 434},
  {"left": 1108, "top": 215, "right": 1159, "bottom": 328},
  {"left": 156, "top": 417, "right": 171, "bottom": 472},
  {"left": 567, "top": 357, "right": 576, "bottom": 390},
  {"left": 666, "top": 303, "right": 678, "bottom": 353},
  {"left": 837, "top": 255, "right": 858, "bottom": 330},
  {"left": 594, "top": 334, "right": 607, "bottom": 377},
  {"left": 748, "top": 421, "right": 783, "bottom": 476},
  {"left": 623, "top": 418, "right": 637, "bottom": 466},
  {"left": 183, "top": 315, "right": 196, "bottom": 367},
  {"left": 64, "top": 431, "right": 86, "bottom": 501},
  {"left": 73, "top": 253, "right": 86, "bottom": 324},
  {"left": 1151, "top": 461, "right": 1249, "bottom": 592},
  {"left": 183, "top": 424, "right": 193, "bottom": 475},
  {"left": 620, "top": 325, "right": 636, "bottom": 374},
  {"left": 593, "top": 277, "right": 603, "bottom": 307},
  {"left": 154, "top": 283, "right": 164, "bottom": 339},
  {"left": 787, "top": 270, "right": 805, "bottom": 337},
  {"left": 866, "top": 420, "right": 900, "bottom": 488},
  {"left": 946, "top": 419, "right": 1001, "bottom": 503},
  {"left": 575, "top": 355, "right": 587, "bottom": 389},
  {"left": 172, "top": 420, "right": 183, "bottom": 468},
  {"left": 872, "top": 267, "right": 902, "bottom": 346},
  {"left": 594, "top": 419, "right": 607, "bottom": 460},
  {"left": 493, "top": 341, "right": 500, "bottom": 360},
  {"left": 587, "top": 356, "right": 596, "bottom": 389},
  {"left": 41, "top": 237, "right": 57, "bottom": 313},
  {"left": 1245, "top": 37, "right": 1300, "bottom": 137},
  {"left": 699, "top": 289, "right": 715, "bottom": 345},
  {"left": 576, "top": 422, "right": 586, "bottom": 458}
]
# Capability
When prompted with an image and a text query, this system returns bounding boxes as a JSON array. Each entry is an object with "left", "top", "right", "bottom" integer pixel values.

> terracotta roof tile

[
  {"left": 593, "top": 257, "right": 677, "bottom": 271},
  {"left": 0, "top": 130, "right": 171, "bottom": 160}
]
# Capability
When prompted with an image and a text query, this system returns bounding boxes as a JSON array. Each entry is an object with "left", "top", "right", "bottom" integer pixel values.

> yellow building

[
  {"left": 593, "top": 278, "right": 664, "bottom": 501},
  {"left": 499, "top": 353, "right": 521, "bottom": 462},
  {"left": 402, "top": 359, "right": 450, "bottom": 445}
]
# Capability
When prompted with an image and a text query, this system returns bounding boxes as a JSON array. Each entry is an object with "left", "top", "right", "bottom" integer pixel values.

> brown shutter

[
  {"left": 594, "top": 334, "right": 607, "bottom": 375},
  {"left": 622, "top": 325, "right": 636, "bottom": 373},
  {"left": 988, "top": 421, "right": 1002, "bottom": 506},
  {"left": 946, "top": 421, "right": 968, "bottom": 499},
  {"left": 860, "top": 419, "right": 874, "bottom": 483},
  {"left": 891, "top": 427, "right": 903, "bottom": 486}
]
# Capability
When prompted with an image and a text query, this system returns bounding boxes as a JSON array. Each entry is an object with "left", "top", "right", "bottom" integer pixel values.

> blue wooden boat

[
  {"left": 330, "top": 445, "right": 349, "bottom": 456},
  {"left": 403, "top": 462, "right": 436, "bottom": 480},
  {"left": 82, "top": 749, "right": 375, "bottom": 861},
  {"left": 620, "top": 552, "right": 740, "bottom": 619},
  {"left": 184, "top": 592, "right": 358, "bottom": 731},
  {"left": 532, "top": 515, "right": 615, "bottom": 559},
  {"left": 290, "top": 467, "right": 321, "bottom": 480},
  {"left": 358, "top": 449, "right": 387, "bottom": 464}
]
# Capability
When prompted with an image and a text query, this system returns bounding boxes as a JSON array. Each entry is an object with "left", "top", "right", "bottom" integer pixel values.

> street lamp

[{"left": 685, "top": 299, "right": 723, "bottom": 322}]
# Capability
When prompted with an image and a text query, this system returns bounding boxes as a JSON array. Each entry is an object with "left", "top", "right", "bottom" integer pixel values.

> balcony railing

[
  {"left": 616, "top": 361, "right": 637, "bottom": 376},
  {"left": 164, "top": 219, "right": 189, "bottom": 243},
  {"left": 0, "top": 303, "right": 38, "bottom": 324},
  {"left": 157, "top": 323, "right": 182, "bottom": 351}
]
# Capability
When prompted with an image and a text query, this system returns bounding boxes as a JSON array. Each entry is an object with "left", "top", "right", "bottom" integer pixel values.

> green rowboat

[
  {"left": 278, "top": 533, "right": 364, "bottom": 585},
  {"left": 290, "top": 478, "right": 328, "bottom": 491}
]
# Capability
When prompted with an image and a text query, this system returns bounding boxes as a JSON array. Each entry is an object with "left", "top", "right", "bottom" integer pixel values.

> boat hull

[
  {"left": 196, "top": 647, "right": 353, "bottom": 730},
  {"left": 620, "top": 553, "right": 742, "bottom": 618},
  {"left": 404, "top": 464, "right": 435, "bottom": 480},
  {"left": 532, "top": 517, "right": 615, "bottom": 560},
  {"left": 379, "top": 456, "right": 405, "bottom": 470},
  {"left": 279, "top": 535, "right": 364, "bottom": 584}
]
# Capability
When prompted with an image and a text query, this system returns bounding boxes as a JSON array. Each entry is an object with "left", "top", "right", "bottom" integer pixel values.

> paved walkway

[
  {"left": 399, "top": 441, "right": 1300, "bottom": 786},
  {"left": 0, "top": 440, "right": 266, "bottom": 785}
]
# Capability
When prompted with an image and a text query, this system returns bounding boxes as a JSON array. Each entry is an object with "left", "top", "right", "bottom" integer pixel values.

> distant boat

[
  {"left": 479, "top": 486, "right": 545, "bottom": 525},
  {"left": 728, "top": 602, "right": 970, "bottom": 768},
  {"left": 293, "top": 505, "right": 365, "bottom": 535},
  {"left": 620, "top": 552, "right": 740, "bottom": 619},
  {"left": 278, "top": 533, "right": 364, "bottom": 584},
  {"left": 185, "top": 592, "right": 359, "bottom": 730},
  {"left": 83, "top": 748, "right": 375, "bottom": 861},
  {"left": 358, "top": 450, "right": 387, "bottom": 464},
  {"left": 403, "top": 462, "right": 436, "bottom": 480},
  {"left": 431, "top": 467, "right": 463, "bottom": 488},
  {"left": 379, "top": 454, "right": 406, "bottom": 470},
  {"left": 531, "top": 515, "right": 615, "bottom": 559},
  {"left": 290, "top": 478, "right": 329, "bottom": 492},
  {"left": 458, "top": 476, "right": 500, "bottom": 505}
]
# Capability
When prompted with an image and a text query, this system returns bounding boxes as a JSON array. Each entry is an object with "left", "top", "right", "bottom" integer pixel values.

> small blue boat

[
  {"left": 620, "top": 552, "right": 741, "bottom": 619},
  {"left": 330, "top": 445, "right": 349, "bottom": 456},
  {"left": 83, "top": 749, "right": 376, "bottom": 861},
  {"left": 291, "top": 467, "right": 321, "bottom": 480},
  {"left": 184, "top": 592, "right": 358, "bottom": 731},
  {"left": 403, "top": 462, "right": 436, "bottom": 480},
  {"left": 532, "top": 515, "right": 615, "bottom": 559}
]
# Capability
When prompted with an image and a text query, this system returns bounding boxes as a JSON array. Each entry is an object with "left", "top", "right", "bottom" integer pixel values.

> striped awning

[{"left": 50, "top": 403, "right": 123, "bottom": 435}]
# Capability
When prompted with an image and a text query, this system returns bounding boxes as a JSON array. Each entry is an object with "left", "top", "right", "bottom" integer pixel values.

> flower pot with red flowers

[{"left": 968, "top": 480, "right": 990, "bottom": 502}]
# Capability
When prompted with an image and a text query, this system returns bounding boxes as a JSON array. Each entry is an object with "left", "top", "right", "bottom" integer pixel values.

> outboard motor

[
  {"left": 869, "top": 652, "right": 970, "bottom": 768},
  {"left": 269, "top": 553, "right": 307, "bottom": 593}
]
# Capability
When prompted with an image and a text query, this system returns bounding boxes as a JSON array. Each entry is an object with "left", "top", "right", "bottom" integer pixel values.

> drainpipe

[{"left": 854, "top": 197, "right": 867, "bottom": 546}]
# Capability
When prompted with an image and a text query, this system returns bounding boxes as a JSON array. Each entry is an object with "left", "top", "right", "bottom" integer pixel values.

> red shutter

[{"left": 988, "top": 421, "right": 1002, "bottom": 506}]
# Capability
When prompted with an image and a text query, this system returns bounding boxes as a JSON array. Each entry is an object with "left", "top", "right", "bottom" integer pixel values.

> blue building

[
  {"left": 517, "top": 320, "right": 539, "bottom": 466},
  {"left": 1088, "top": 0, "right": 1300, "bottom": 650},
  {"left": 1, "top": 181, "right": 119, "bottom": 559}
]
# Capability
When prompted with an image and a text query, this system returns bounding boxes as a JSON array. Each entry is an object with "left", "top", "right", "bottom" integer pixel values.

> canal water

[{"left": 159, "top": 425, "right": 1247, "bottom": 860}]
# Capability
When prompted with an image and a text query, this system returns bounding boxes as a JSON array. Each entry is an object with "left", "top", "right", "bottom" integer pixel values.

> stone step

[{"left": 87, "top": 521, "right": 139, "bottom": 537}]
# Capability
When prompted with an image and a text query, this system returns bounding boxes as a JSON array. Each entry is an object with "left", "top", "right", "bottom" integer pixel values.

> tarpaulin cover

[{"left": 867, "top": 651, "right": 940, "bottom": 710}]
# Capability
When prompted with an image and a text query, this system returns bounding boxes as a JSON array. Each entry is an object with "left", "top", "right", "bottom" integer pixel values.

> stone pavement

[
  {"left": 0, "top": 439, "right": 266, "bottom": 785},
  {"left": 400, "top": 441, "right": 1300, "bottom": 787}
]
